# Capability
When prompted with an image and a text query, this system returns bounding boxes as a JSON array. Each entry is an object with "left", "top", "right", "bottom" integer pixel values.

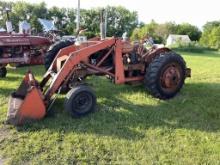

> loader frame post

[{"left": 114, "top": 39, "right": 125, "bottom": 84}]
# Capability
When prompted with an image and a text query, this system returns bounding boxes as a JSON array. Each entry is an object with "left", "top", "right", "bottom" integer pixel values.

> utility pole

[
  {"left": 104, "top": 9, "right": 107, "bottom": 37},
  {"left": 5, "top": 7, "right": 11, "bottom": 21},
  {"left": 76, "top": 0, "right": 80, "bottom": 32},
  {"left": 4, "top": 7, "right": 13, "bottom": 33},
  {"left": 100, "top": 9, "right": 105, "bottom": 40}
]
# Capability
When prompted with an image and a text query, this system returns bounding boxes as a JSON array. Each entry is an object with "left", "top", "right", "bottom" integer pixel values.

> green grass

[{"left": 0, "top": 51, "right": 220, "bottom": 164}]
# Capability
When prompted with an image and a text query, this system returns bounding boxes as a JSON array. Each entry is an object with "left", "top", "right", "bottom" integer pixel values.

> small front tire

[{"left": 65, "top": 85, "right": 96, "bottom": 117}]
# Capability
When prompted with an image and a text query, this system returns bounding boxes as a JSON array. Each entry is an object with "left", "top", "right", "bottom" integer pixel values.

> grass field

[{"left": 0, "top": 51, "right": 220, "bottom": 164}]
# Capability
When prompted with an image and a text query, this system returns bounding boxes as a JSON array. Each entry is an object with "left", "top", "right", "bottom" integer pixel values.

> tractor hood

[{"left": 0, "top": 35, "right": 51, "bottom": 46}]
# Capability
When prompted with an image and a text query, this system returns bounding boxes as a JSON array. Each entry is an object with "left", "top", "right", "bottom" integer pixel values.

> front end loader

[{"left": 6, "top": 37, "right": 191, "bottom": 125}]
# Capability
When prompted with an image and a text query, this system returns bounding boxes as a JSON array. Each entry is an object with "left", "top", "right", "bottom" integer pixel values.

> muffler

[{"left": 6, "top": 71, "right": 46, "bottom": 126}]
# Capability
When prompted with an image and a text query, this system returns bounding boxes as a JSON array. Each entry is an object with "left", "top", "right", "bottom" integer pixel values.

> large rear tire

[
  {"left": 144, "top": 52, "right": 186, "bottom": 99},
  {"left": 65, "top": 85, "right": 96, "bottom": 117},
  {"left": 44, "top": 39, "right": 75, "bottom": 70},
  {"left": 0, "top": 67, "right": 7, "bottom": 78}
]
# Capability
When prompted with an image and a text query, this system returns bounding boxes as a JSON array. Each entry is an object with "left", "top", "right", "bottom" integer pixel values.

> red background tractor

[{"left": 0, "top": 7, "right": 52, "bottom": 78}]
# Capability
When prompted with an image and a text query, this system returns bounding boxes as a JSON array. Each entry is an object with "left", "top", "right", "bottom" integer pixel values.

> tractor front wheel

[
  {"left": 0, "top": 67, "right": 7, "bottom": 78},
  {"left": 65, "top": 85, "right": 96, "bottom": 117},
  {"left": 144, "top": 52, "right": 186, "bottom": 99}
]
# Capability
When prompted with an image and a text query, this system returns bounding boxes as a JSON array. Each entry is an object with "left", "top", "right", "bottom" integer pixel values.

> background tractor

[{"left": 0, "top": 7, "right": 54, "bottom": 78}]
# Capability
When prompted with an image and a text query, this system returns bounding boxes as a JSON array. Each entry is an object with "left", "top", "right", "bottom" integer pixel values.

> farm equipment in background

[
  {"left": 0, "top": 8, "right": 54, "bottom": 78},
  {"left": 0, "top": 33, "right": 51, "bottom": 77},
  {"left": 6, "top": 36, "right": 191, "bottom": 125}
]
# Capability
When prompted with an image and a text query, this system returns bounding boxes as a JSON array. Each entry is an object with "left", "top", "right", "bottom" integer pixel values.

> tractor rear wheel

[
  {"left": 44, "top": 39, "right": 75, "bottom": 70},
  {"left": 65, "top": 85, "right": 96, "bottom": 117},
  {"left": 144, "top": 52, "right": 186, "bottom": 99},
  {"left": 0, "top": 67, "right": 7, "bottom": 78}
]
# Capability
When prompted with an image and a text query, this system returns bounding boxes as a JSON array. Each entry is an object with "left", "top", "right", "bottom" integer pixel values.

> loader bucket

[{"left": 6, "top": 71, "right": 46, "bottom": 126}]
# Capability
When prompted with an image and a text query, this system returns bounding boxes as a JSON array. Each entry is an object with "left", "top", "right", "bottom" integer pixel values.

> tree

[
  {"left": 80, "top": 8, "right": 100, "bottom": 37},
  {"left": 202, "top": 21, "right": 220, "bottom": 32},
  {"left": 63, "top": 9, "right": 76, "bottom": 35},
  {"left": 209, "top": 27, "right": 220, "bottom": 49},
  {"left": 0, "top": 1, "right": 48, "bottom": 32},
  {"left": 131, "top": 20, "right": 163, "bottom": 43},
  {"left": 0, "top": 1, "right": 138, "bottom": 37},
  {"left": 200, "top": 21, "right": 220, "bottom": 49},
  {"left": 105, "top": 6, "right": 138, "bottom": 37},
  {"left": 176, "top": 23, "right": 201, "bottom": 41},
  {"left": 80, "top": 6, "right": 138, "bottom": 38},
  {"left": 154, "top": 22, "right": 178, "bottom": 43},
  {"left": 48, "top": 7, "right": 66, "bottom": 33},
  {"left": 131, "top": 21, "right": 201, "bottom": 43}
]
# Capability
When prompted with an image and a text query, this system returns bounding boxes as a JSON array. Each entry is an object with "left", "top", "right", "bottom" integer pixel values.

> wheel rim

[
  {"left": 160, "top": 62, "right": 183, "bottom": 93},
  {"left": 73, "top": 91, "right": 93, "bottom": 113}
]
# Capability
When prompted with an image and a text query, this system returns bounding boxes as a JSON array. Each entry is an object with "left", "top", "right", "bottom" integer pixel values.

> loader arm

[{"left": 44, "top": 38, "right": 116, "bottom": 100}]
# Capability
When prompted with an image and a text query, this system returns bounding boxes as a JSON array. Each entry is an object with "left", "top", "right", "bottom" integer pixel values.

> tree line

[
  {"left": 0, "top": 1, "right": 220, "bottom": 49},
  {"left": 0, "top": 1, "right": 138, "bottom": 38},
  {"left": 131, "top": 21, "right": 202, "bottom": 43}
]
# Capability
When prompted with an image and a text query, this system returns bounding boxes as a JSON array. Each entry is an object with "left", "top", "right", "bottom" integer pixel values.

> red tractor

[
  {"left": 6, "top": 37, "right": 191, "bottom": 125},
  {"left": 0, "top": 32, "right": 52, "bottom": 77},
  {"left": 0, "top": 8, "right": 53, "bottom": 78}
]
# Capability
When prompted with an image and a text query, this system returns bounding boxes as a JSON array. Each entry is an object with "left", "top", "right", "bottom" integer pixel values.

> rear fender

[{"left": 144, "top": 47, "right": 171, "bottom": 64}]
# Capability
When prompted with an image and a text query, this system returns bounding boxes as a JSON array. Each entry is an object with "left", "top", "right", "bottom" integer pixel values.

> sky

[{"left": 11, "top": 0, "right": 220, "bottom": 29}]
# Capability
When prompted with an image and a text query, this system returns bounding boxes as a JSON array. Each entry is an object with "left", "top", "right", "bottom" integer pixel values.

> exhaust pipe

[{"left": 100, "top": 9, "right": 107, "bottom": 40}]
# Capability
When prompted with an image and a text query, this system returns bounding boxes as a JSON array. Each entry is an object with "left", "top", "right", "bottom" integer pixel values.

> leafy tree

[
  {"left": 0, "top": 1, "right": 138, "bottom": 37},
  {"left": 131, "top": 21, "right": 201, "bottom": 43},
  {"left": 80, "top": 6, "right": 138, "bottom": 38},
  {"left": 105, "top": 6, "right": 138, "bottom": 37},
  {"left": 200, "top": 21, "right": 220, "bottom": 48},
  {"left": 0, "top": 1, "right": 47, "bottom": 32},
  {"left": 202, "top": 21, "right": 220, "bottom": 32},
  {"left": 131, "top": 20, "right": 163, "bottom": 43},
  {"left": 200, "top": 21, "right": 220, "bottom": 49},
  {"left": 63, "top": 9, "right": 76, "bottom": 35},
  {"left": 80, "top": 8, "right": 100, "bottom": 37},
  {"left": 154, "top": 22, "right": 178, "bottom": 43},
  {"left": 176, "top": 23, "right": 201, "bottom": 41}
]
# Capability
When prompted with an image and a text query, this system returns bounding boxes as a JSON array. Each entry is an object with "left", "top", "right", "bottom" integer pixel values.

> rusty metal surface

[
  {"left": 0, "top": 34, "right": 51, "bottom": 67},
  {"left": 0, "top": 35, "right": 50, "bottom": 46},
  {"left": 143, "top": 47, "right": 171, "bottom": 64},
  {"left": 7, "top": 72, "right": 46, "bottom": 125},
  {"left": 160, "top": 62, "right": 182, "bottom": 92}
]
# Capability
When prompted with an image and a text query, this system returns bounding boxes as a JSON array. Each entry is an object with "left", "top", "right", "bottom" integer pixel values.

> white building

[
  {"left": 166, "top": 34, "right": 191, "bottom": 46},
  {"left": 0, "top": 28, "right": 6, "bottom": 32},
  {"left": 19, "top": 21, "right": 31, "bottom": 34}
]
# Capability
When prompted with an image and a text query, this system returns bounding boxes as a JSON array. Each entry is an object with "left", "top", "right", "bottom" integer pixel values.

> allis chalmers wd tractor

[{"left": 6, "top": 36, "right": 191, "bottom": 125}]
